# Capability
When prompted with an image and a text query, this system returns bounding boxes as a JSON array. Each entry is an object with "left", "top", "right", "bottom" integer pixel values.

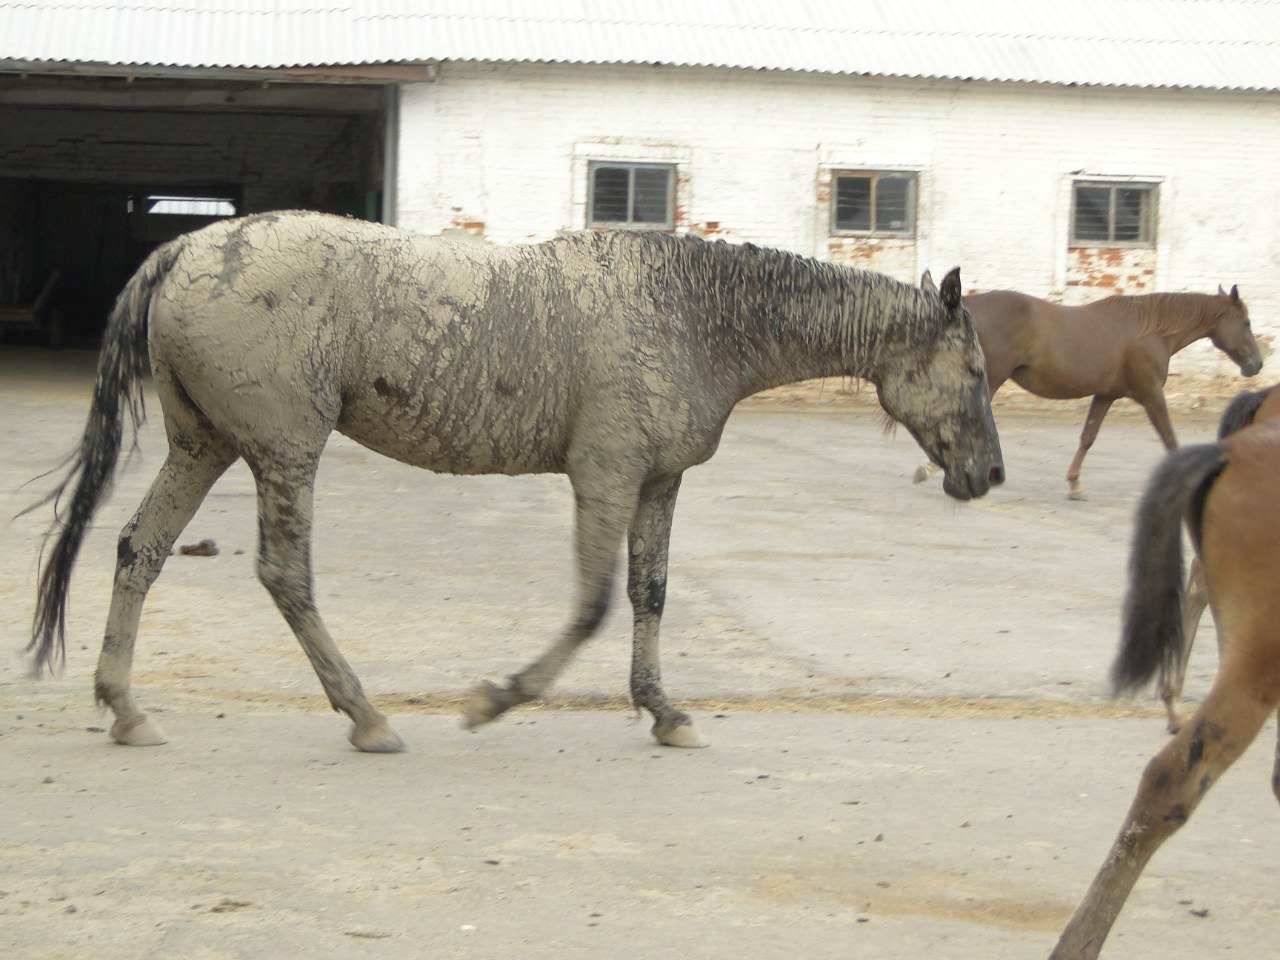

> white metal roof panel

[{"left": 5, "top": 0, "right": 1280, "bottom": 92}]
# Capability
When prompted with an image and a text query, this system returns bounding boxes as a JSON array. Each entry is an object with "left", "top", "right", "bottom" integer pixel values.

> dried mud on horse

[
  {"left": 27, "top": 211, "right": 1003, "bottom": 753},
  {"left": 915, "top": 282, "right": 1262, "bottom": 498},
  {"left": 1049, "top": 414, "right": 1280, "bottom": 959}
]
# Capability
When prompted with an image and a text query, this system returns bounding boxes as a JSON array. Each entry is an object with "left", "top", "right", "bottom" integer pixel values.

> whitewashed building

[{"left": 2, "top": 0, "right": 1278, "bottom": 375}]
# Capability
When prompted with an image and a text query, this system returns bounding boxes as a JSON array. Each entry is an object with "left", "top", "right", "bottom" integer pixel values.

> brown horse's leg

[
  {"left": 626, "top": 473, "right": 704, "bottom": 747},
  {"left": 249, "top": 453, "right": 404, "bottom": 753},
  {"left": 463, "top": 452, "right": 642, "bottom": 730},
  {"left": 1159, "top": 557, "right": 1210, "bottom": 733},
  {"left": 96, "top": 438, "right": 237, "bottom": 745},
  {"left": 1050, "top": 663, "right": 1278, "bottom": 960},
  {"left": 1138, "top": 390, "right": 1179, "bottom": 452},
  {"left": 1274, "top": 709, "right": 1280, "bottom": 806},
  {"left": 1066, "top": 396, "right": 1115, "bottom": 499}
]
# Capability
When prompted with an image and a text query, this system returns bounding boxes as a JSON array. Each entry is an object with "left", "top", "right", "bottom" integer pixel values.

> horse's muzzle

[
  {"left": 1240, "top": 356, "right": 1263, "bottom": 378},
  {"left": 943, "top": 460, "right": 1004, "bottom": 501}
]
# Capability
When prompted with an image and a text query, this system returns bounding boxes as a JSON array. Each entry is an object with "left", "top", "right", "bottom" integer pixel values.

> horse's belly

[{"left": 336, "top": 395, "right": 568, "bottom": 476}]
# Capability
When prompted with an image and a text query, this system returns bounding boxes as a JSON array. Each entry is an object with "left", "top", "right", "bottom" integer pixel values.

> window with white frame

[
  {"left": 1071, "top": 181, "right": 1158, "bottom": 245},
  {"left": 831, "top": 170, "right": 917, "bottom": 236},
  {"left": 587, "top": 161, "right": 675, "bottom": 229}
]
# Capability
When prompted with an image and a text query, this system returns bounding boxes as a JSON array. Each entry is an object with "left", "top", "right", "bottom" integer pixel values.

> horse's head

[
  {"left": 1210, "top": 285, "right": 1263, "bottom": 378},
  {"left": 874, "top": 268, "right": 1005, "bottom": 500}
]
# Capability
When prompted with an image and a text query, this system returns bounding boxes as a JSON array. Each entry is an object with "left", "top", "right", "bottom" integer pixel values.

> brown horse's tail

[
  {"left": 1112, "top": 444, "right": 1227, "bottom": 696},
  {"left": 25, "top": 240, "right": 184, "bottom": 676},
  {"left": 1216, "top": 387, "right": 1271, "bottom": 439}
]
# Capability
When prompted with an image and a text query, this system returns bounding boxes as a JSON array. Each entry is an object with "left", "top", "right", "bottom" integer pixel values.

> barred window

[
  {"left": 1072, "top": 181, "right": 1157, "bottom": 245},
  {"left": 831, "top": 171, "right": 916, "bottom": 237},
  {"left": 587, "top": 162, "right": 675, "bottom": 229}
]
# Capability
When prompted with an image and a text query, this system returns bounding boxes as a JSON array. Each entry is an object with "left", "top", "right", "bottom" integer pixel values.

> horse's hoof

[
  {"left": 1067, "top": 489, "right": 1086, "bottom": 501},
  {"left": 652, "top": 718, "right": 708, "bottom": 748},
  {"left": 349, "top": 721, "right": 407, "bottom": 753},
  {"left": 110, "top": 713, "right": 168, "bottom": 747},
  {"left": 912, "top": 465, "right": 929, "bottom": 484},
  {"left": 461, "top": 680, "right": 508, "bottom": 731}
]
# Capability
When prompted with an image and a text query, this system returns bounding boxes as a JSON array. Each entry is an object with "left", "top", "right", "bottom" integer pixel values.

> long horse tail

[
  {"left": 26, "top": 240, "right": 184, "bottom": 676},
  {"left": 1111, "top": 444, "right": 1227, "bottom": 696},
  {"left": 1216, "top": 387, "right": 1269, "bottom": 439}
]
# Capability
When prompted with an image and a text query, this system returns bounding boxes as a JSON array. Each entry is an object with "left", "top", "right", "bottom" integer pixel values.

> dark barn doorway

[{"left": 0, "top": 72, "right": 392, "bottom": 347}]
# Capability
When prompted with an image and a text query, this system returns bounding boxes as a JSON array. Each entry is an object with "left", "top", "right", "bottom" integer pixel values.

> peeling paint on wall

[
  {"left": 1064, "top": 246, "right": 1156, "bottom": 304},
  {"left": 826, "top": 236, "right": 916, "bottom": 280}
]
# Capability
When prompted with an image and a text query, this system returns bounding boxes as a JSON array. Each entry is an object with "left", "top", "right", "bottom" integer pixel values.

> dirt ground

[{"left": 2, "top": 347, "right": 1277, "bottom": 960}]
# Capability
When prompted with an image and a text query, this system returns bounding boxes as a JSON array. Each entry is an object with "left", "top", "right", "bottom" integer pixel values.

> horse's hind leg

[
  {"left": 1051, "top": 661, "right": 1279, "bottom": 960},
  {"left": 626, "top": 474, "right": 704, "bottom": 748},
  {"left": 1159, "top": 556, "right": 1211, "bottom": 733},
  {"left": 248, "top": 454, "right": 404, "bottom": 753},
  {"left": 1065, "top": 395, "right": 1114, "bottom": 500},
  {"left": 96, "top": 429, "right": 238, "bottom": 745}
]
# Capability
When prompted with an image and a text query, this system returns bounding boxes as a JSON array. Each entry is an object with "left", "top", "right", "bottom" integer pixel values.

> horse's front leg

[
  {"left": 1066, "top": 395, "right": 1115, "bottom": 500},
  {"left": 463, "top": 460, "right": 640, "bottom": 731},
  {"left": 626, "top": 473, "right": 704, "bottom": 747}
]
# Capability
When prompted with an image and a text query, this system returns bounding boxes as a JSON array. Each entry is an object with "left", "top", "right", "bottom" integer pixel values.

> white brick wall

[{"left": 396, "top": 61, "right": 1280, "bottom": 377}]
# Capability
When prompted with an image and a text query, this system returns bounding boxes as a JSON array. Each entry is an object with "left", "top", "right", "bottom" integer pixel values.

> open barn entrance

[{"left": 0, "top": 71, "right": 395, "bottom": 347}]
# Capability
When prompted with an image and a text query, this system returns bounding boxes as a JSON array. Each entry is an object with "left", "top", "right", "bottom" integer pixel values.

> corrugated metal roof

[{"left": 5, "top": 0, "right": 1280, "bottom": 91}]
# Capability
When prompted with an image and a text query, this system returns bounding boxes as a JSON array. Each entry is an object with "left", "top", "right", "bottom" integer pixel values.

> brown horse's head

[
  {"left": 1211, "top": 285, "right": 1263, "bottom": 377},
  {"left": 874, "top": 268, "right": 1005, "bottom": 500}
]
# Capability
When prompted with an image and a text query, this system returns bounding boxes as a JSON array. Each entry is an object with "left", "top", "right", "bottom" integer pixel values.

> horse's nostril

[{"left": 989, "top": 464, "right": 1006, "bottom": 485}]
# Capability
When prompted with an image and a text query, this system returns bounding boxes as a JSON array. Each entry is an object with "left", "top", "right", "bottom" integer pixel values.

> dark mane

[{"left": 561, "top": 231, "right": 945, "bottom": 371}]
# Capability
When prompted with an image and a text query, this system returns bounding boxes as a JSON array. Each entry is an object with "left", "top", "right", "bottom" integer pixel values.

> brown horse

[
  {"left": 915, "top": 283, "right": 1262, "bottom": 498},
  {"left": 1158, "top": 382, "right": 1280, "bottom": 732},
  {"left": 1050, "top": 419, "right": 1280, "bottom": 959}
]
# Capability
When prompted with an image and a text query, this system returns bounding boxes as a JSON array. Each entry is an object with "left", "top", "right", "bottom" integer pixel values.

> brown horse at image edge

[
  {"left": 1049, "top": 417, "right": 1280, "bottom": 959},
  {"left": 1158, "top": 382, "right": 1280, "bottom": 732}
]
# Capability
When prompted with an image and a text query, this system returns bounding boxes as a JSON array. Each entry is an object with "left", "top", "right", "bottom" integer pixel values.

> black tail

[
  {"left": 1216, "top": 387, "right": 1270, "bottom": 440},
  {"left": 25, "top": 243, "right": 181, "bottom": 676},
  {"left": 1111, "top": 444, "right": 1227, "bottom": 696}
]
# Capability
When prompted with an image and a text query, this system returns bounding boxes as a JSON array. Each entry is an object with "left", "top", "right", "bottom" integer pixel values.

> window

[
  {"left": 587, "top": 162, "right": 675, "bottom": 229},
  {"left": 128, "top": 194, "right": 237, "bottom": 217},
  {"left": 1072, "top": 182, "right": 1157, "bottom": 245},
  {"left": 831, "top": 171, "right": 916, "bottom": 236}
]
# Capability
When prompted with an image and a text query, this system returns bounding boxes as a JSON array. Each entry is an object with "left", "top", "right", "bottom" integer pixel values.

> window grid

[
  {"left": 831, "top": 171, "right": 917, "bottom": 237},
  {"left": 1072, "top": 181, "right": 1157, "bottom": 245},
  {"left": 588, "top": 162, "right": 675, "bottom": 229}
]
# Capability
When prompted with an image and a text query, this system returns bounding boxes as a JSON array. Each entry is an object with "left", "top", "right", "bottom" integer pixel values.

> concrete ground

[{"left": 1, "top": 347, "right": 1277, "bottom": 959}]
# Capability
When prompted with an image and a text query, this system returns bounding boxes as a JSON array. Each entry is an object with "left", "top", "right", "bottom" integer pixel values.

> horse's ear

[
  {"left": 1230, "top": 283, "right": 1240, "bottom": 302},
  {"left": 940, "top": 267, "right": 963, "bottom": 311},
  {"left": 920, "top": 269, "right": 938, "bottom": 294}
]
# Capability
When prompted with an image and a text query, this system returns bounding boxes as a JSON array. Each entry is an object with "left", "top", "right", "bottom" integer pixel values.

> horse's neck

[
  {"left": 1136, "top": 295, "right": 1215, "bottom": 353},
  {"left": 712, "top": 285, "right": 902, "bottom": 399}
]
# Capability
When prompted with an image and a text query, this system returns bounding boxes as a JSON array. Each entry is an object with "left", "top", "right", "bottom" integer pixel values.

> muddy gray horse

[{"left": 29, "top": 211, "right": 1003, "bottom": 753}]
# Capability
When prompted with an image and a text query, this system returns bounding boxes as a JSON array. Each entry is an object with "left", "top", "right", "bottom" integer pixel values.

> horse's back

[
  {"left": 963, "top": 290, "right": 1056, "bottom": 388},
  {"left": 967, "top": 289, "right": 1143, "bottom": 398},
  {"left": 144, "top": 212, "right": 591, "bottom": 472}
]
